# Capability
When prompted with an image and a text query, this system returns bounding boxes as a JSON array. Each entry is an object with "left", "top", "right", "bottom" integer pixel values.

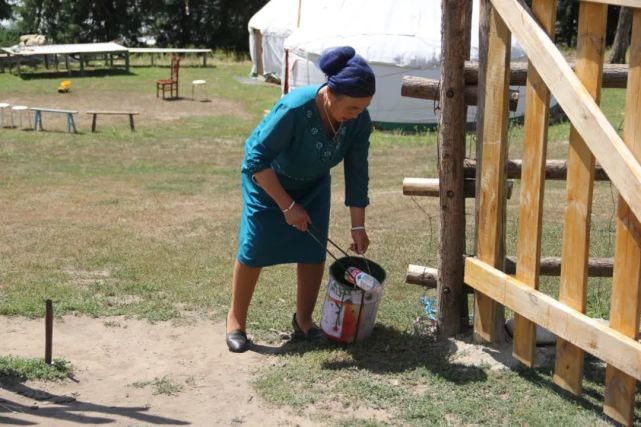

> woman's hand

[
  {"left": 350, "top": 228, "right": 369, "bottom": 254},
  {"left": 284, "top": 203, "right": 312, "bottom": 232}
]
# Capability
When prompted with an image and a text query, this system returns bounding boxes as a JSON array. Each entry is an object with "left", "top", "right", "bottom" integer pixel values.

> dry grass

[{"left": 0, "top": 60, "right": 636, "bottom": 425}]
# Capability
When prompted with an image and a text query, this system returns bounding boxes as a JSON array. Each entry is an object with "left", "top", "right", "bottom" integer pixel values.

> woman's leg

[
  {"left": 227, "top": 260, "right": 261, "bottom": 333},
  {"left": 295, "top": 262, "right": 325, "bottom": 332}
]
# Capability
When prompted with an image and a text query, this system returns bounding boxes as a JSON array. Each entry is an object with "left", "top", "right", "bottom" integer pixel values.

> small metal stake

[{"left": 45, "top": 299, "right": 53, "bottom": 364}]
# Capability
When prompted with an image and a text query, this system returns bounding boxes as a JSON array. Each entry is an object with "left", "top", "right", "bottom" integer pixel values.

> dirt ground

[
  {"left": 0, "top": 315, "right": 319, "bottom": 426},
  {"left": 2, "top": 91, "right": 249, "bottom": 132},
  {"left": 0, "top": 315, "right": 558, "bottom": 426}
]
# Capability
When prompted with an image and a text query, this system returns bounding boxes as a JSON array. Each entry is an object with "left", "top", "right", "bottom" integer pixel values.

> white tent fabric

[
  {"left": 248, "top": 0, "right": 347, "bottom": 77},
  {"left": 281, "top": 0, "right": 527, "bottom": 124},
  {"left": 248, "top": 0, "right": 530, "bottom": 124}
]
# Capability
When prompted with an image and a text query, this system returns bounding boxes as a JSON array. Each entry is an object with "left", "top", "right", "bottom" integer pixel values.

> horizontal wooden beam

[
  {"left": 401, "top": 76, "right": 520, "bottom": 111},
  {"left": 464, "top": 257, "right": 641, "bottom": 381},
  {"left": 402, "top": 177, "right": 513, "bottom": 199},
  {"left": 408, "top": 256, "right": 613, "bottom": 288},
  {"left": 491, "top": 0, "right": 641, "bottom": 227},
  {"left": 463, "top": 61, "right": 629, "bottom": 88},
  {"left": 580, "top": 0, "right": 641, "bottom": 8},
  {"left": 505, "top": 256, "right": 613, "bottom": 277},
  {"left": 407, "top": 264, "right": 475, "bottom": 293},
  {"left": 406, "top": 264, "right": 439, "bottom": 288},
  {"left": 463, "top": 158, "right": 610, "bottom": 181}
]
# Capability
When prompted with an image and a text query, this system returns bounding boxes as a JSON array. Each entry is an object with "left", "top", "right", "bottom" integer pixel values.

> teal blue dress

[{"left": 237, "top": 84, "right": 371, "bottom": 267}]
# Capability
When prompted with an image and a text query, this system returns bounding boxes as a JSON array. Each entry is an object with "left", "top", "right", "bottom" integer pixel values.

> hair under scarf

[{"left": 319, "top": 46, "right": 376, "bottom": 98}]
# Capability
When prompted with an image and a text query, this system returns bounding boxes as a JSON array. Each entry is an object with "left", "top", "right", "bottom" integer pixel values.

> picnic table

[
  {"left": 30, "top": 107, "right": 78, "bottom": 133},
  {"left": 86, "top": 110, "right": 139, "bottom": 132}
]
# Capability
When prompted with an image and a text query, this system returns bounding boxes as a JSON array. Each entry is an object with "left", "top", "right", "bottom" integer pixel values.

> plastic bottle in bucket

[
  {"left": 344, "top": 267, "right": 381, "bottom": 291},
  {"left": 320, "top": 257, "right": 386, "bottom": 344}
]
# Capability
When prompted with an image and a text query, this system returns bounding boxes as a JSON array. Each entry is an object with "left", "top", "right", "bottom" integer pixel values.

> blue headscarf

[{"left": 319, "top": 46, "right": 375, "bottom": 98}]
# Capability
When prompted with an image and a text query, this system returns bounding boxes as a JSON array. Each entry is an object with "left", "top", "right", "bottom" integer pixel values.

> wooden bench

[
  {"left": 86, "top": 111, "right": 139, "bottom": 132},
  {"left": 30, "top": 107, "right": 79, "bottom": 133}
]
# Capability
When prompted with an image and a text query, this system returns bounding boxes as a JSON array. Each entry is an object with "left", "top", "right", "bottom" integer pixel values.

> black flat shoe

[
  {"left": 292, "top": 313, "right": 324, "bottom": 341},
  {"left": 226, "top": 329, "right": 251, "bottom": 353}
]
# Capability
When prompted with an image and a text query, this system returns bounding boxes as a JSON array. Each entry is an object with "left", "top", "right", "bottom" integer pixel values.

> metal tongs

[{"left": 306, "top": 225, "right": 372, "bottom": 275}]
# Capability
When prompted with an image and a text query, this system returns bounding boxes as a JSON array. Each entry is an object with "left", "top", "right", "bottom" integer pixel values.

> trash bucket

[{"left": 320, "top": 256, "right": 386, "bottom": 343}]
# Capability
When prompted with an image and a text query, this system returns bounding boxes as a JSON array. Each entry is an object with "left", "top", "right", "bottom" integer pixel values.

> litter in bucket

[{"left": 320, "top": 256, "right": 386, "bottom": 344}]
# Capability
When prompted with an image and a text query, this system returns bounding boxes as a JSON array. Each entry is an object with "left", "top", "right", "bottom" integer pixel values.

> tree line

[
  {"left": 0, "top": 0, "right": 268, "bottom": 53},
  {"left": 0, "top": 0, "right": 633, "bottom": 62}
]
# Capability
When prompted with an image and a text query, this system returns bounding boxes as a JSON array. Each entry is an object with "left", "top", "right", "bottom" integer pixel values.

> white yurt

[
  {"left": 248, "top": 0, "right": 347, "bottom": 78},
  {"left": 248, "top": 0, "right": 528, "bottom": 125}
]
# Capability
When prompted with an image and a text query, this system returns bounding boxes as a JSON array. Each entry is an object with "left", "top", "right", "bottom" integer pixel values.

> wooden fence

[{"left": 463, "top": 0, "right": 641, "bottom": 425}]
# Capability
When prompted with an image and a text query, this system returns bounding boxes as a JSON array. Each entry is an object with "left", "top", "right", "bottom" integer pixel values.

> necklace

[{"left": 323, "top": 96, "right": 342, "bottom": 141}]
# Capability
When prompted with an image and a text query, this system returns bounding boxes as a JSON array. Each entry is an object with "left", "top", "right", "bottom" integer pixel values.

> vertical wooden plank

[
  {"left": 604, "top": 9, "right": 641, "bottom": 426},
  {"left": 461, "top": 1, "right": 474, "bottom": 328},
  {"left": 474, "top": 0, "right": 492, "bottom": 339},
  {"left": 553, "top": 1, "right": 607, "bottom": 394},
  {"left": 474, "top": 0, "right": 490, "bottom": 253},
  {"left": 473, "top": 4, "right": 510, "bottom": 343},
  {"left": 437, "top": 0, "right": 472, "bottom": 337},
  {"left": 254, "top": 29, "right": 264, "bottom": 77},
  {"left": 512, "top": 0, "right": 557, "bottom": 367}
]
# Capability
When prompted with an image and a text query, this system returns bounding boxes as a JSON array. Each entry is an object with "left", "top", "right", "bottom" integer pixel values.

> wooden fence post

[
  {"left": 604, "top": 8, "right": 641, "bottom": 426},
  {"left": 436, "top": 0, "right": 472, "bottom": 337},
  {"left": 473, "top": 1, "right": 510, "bottom": 344},
  {"left": 553, "top": 1, "right": 607, "bottom": 394},
  {"left": 512, "top": 0, "right": 557, "bottom": 367}
]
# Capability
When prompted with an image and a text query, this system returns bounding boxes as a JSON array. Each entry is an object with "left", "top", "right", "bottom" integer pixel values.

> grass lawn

[{"left": 0, "top": 56, "right": 638, "bottom": 425}]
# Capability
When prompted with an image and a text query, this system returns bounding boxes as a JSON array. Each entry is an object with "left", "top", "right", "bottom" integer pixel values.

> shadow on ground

[
  {"left": 252, "top": 324, "right": 488, "bottom": 385},
  {"left": 0, "top": 374, "right": 189, "bottom": 426},
  {"left": 251, "top": 323, "right": 641, "bottom": 422}
]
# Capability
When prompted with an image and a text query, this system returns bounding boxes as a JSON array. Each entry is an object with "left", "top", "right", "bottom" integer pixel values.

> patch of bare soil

[
  {"left": 446, "top": 335, "right": 556, "bottom": 371},
  {"left": 1, "top": 315, "right": 558, "bottom": 426},
  {"left": 0, "top": 315, "right": 318, "bottom": 426},
  {"left": 2, "top": 90, "right": 249, "bottom": 132}
]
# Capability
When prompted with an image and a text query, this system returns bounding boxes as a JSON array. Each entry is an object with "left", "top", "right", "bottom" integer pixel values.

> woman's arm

[
  {"left": 349, "top": 206, "right": 369, "bottom": 254},
  {"left": 253, "top": 168, "right": 311, "bottom": 231}
]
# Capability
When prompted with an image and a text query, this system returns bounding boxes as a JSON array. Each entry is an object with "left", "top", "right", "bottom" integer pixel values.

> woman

[{"left": 226, "top": 46, "right": 376, "bottom": 353}]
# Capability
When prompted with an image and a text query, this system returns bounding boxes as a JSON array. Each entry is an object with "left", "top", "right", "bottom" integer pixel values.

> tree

[
  {"left": 0, "top": 0, "right": 11, "bottom": 20},
  {"left": 555, "top": 0, "right": 578, "bottom": 47},
  {"left": 608, "top": 7, "right": 632, "bottom": 64}
]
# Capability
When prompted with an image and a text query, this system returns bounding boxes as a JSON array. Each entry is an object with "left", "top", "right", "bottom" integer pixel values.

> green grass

[
  {"left": 130, "top": 375, "right": 185, "bottom": 396},
  {"left": 0, "top": 356, "right": 72, "bottom": 383},
  {"left": 0, "top": 60, "right": 638, "bottom": 424}
]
